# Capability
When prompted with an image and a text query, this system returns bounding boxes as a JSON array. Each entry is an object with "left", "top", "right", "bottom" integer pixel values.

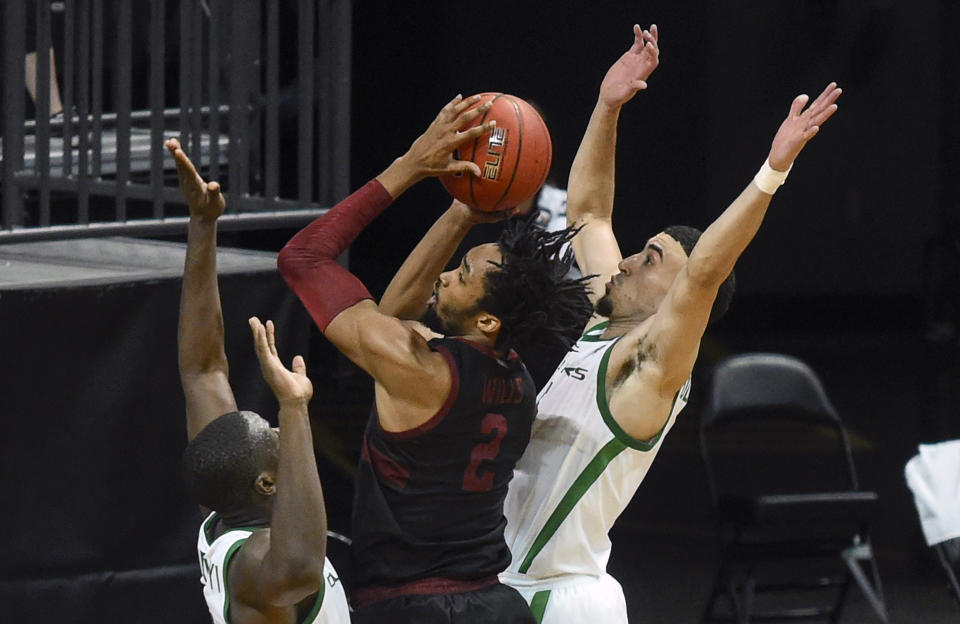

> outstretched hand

[
  {"left": 599, "top": 24, "right": 659, "bottom": 108},
  {"left": 166, "top": 138, "right": 225, "bottom": 222},
  {"left": 400, "top": 94, "right": 498, "bottom": 180},
  {"left": 768, "top": 82, "right": 841, "bottom": 171},
  {"left": 249, "top": 317, "right": 313, "bottom": 405}
]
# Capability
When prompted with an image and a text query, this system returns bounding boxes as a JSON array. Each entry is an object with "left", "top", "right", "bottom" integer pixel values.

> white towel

[{"left": 905, "top": 440, "right": 960, "bottom": 546}]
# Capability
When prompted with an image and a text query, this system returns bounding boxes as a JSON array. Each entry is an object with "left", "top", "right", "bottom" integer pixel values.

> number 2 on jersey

[{"left": 462, "top": 413, "right": 508, "bottom": 492}]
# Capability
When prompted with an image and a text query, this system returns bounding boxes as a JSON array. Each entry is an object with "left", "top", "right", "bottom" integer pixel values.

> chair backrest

[{"left": 699, "top": 353, "right": 860, "bottom": 504}]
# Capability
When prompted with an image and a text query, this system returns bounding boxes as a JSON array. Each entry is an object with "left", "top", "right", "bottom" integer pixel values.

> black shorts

[{"left": 351, "top": 582, "right": 536, "bottom": 624}]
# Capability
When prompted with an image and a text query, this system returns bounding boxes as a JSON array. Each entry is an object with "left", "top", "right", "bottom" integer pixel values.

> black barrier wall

[{"left": 0, "top": 259, "right": 313, "bottom": 624}]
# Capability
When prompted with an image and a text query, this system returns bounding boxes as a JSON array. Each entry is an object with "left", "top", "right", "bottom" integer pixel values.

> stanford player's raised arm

[
  {"left": 278, "top": 95, "right": 493, "bottom": 427},
  {"left": 379, "top": 198, "right": 506, "bottom": 321}
]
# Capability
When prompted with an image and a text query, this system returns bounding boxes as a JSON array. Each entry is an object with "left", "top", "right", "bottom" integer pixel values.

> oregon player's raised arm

[
  {"left": 567, "top": 24, "right": 659, "bottom": 309},
  {"left": 629, "top": 83, "right": 842, "bottom": 430},
  {"left": 168, "top": 138, "right": 238, "bottom": 441},
  {"left": 226, "top": 318, "right": 328, "bottom": 607}
]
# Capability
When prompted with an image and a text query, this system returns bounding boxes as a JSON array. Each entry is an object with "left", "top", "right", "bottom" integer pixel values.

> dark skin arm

[
  {"left": 321, "top": 96, "right": 497, "bottom": 431},
  {"left": 230, "top": 319, "right": 328, "bottom": 611},
  {"left": 168, "top": 138, "right": 237, "bottom": 442},
  {"left": 378, "top": 198, "right": 508, "bottom": 321}
]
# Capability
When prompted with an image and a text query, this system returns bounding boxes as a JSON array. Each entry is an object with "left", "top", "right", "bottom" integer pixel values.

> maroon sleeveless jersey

[{"left": 350, "top": 336, "right": 537, "bottom": 590}]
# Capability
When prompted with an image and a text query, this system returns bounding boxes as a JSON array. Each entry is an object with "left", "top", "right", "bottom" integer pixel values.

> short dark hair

[
  {"left": 663, "top": 225, "right": 736, "bottom": 325},
  {"left": 181, "top": 411, "right": 277, "bottom": 513},
  {"left": 479, "top": 212, "right": 594, "bottom": 365}
]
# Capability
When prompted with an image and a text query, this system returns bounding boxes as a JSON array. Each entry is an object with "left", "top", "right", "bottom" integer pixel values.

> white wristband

[{"left": 753, "top": 159, "right": 793, "bottom": 195}]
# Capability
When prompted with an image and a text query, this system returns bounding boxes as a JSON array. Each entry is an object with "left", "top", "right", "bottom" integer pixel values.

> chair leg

[
  {"left": 933, "top": 543, "right": 960, "bottom": 612},
  {"left": 841, "top": 539, "right": 888, "bottom": 623},
  {"left": 700, "top": 563, "right": 726, "bottom": 623}
]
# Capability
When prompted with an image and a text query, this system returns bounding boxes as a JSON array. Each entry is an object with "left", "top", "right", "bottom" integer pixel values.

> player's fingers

[
  {"left": 249, "top": 317, "right": 267, "bottom": 354},
  {"left": 810, "top": 103, "right": 839, "bottom": 127},
  {"left": 266, "top": 319, "right": 278, "bottom": 357},
  {"left": 458, "top": 103, "right": 492, "bottom": 129},
  {"left": 446, "top": 160, "right": 482, "bottom": 178},
  {"left": 441, "top": 93, "right": 464, "bottom": 120},
  {"left": 291, "top": 354, "right": 306, "bottom": 375},
  {"left": 789, "top": 94, "right": 809, "bottom": 118},
  {"left": 457, "top": 119, "right": 496, "bottom": 145},
  {"left": 633, "top": 80, "right": 648, "bottom": 91},
  {"left": 816, "top": 87, "right": 842, "bottom": 114},
  {"left": 206, "top": 180, "right": 221, "bottom": 196},
  {"left": 809, "top": 82, "right": 838, "bottom": 110},
  {"left": 165, "top": 138, "right": 181, "bottom": 153},
  {"left": 172, "top": 147, "right": 202, "bottom": 186},
  {"left": 453, "top": 93, "right": 484, "bottom": 116},
  {"left": 651, "top": 23, "right": 658, "bottom": 43}
]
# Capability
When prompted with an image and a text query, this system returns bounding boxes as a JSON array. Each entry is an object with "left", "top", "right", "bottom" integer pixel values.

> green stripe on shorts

[{"left": 530, "top": 589, "right": 551, "bottom": 623}]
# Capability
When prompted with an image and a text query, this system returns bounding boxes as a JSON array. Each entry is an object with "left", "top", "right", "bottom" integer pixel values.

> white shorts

[{"left": 508, "top": 574, "right": 627, "bottom": 624}]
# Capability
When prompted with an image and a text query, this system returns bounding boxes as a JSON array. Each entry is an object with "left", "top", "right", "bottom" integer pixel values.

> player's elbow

[
  {"left": 270, "top": 557, "right": 327, "bottom": 603},
  {"left": 276, "top": 243, "right": 302, "bottom": 279}
]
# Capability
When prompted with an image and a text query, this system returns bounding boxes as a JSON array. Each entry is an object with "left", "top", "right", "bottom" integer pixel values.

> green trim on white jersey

[
  {"left": 595, "top": 340, "right": 670, "bottom": 451},
  {"left": 198, "top": 512, "right": 346, "bottom": 624},
  {"left": 503, "top": 329, "right": 690, "bottom": 582},
  {"left": 518, "top": 437, "right": 627, "bottom": 573}
]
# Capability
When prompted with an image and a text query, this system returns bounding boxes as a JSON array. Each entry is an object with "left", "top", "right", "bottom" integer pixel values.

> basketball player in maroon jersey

[{"left": 277, "top": 96, "right": 593, "bottom": 623}]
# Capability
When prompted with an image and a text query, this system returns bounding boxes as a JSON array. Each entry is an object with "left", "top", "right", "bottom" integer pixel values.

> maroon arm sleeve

[{"left": 277, "top": 179, "right": 394, "bottom": 332}]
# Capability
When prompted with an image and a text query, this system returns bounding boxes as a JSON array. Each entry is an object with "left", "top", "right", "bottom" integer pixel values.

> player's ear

[
  {"left": 476, "top": 312, "right": 501, "bottom": 338},
  {"left": 254, "top": 472, "right": 276, "bottom": 496}
]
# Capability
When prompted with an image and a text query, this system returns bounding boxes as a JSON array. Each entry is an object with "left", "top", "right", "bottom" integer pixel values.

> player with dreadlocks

[{"left": 277, "top": 95, "right": 593, "bottom": 624}]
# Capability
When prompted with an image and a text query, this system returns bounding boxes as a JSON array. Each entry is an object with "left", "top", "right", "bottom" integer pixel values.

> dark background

[{"left": 3, "top": 1, "right": 959, "bottom": 622}]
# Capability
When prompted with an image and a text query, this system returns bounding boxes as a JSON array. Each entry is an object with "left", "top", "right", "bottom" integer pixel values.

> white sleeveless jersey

[
  {"left": 197, "top": 513, "right": 350, "bottom": 624},
  {"left": 502, "top": 322, "right": 690, "bottom": 583}
]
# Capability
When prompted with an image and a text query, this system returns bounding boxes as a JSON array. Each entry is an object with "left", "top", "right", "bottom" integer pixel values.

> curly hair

[
  {"left": 663, "top": 225, "right": 736, "bottom": 325},
  {"left": 478, "top": 212, "right": 594, "bottom": 384},
  {"left": 181, "top": 411, "right": 277, "bottom": 513}
]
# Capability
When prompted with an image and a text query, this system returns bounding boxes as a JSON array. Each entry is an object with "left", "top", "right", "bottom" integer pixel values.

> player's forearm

[
  {"left": 278, "top": 180, "right": 393, "bottom": 332},
  {"left": 263, "top": 399, "right": 327, "bottom": 582},
  {"left": 686, "top": 182, "right": 773, "bottom": 286},
  {"left": 178, "top": 217, "right": 229, "bottom": 377},
  {"left": 566, "top": 101, "right": 621, "bottom": 225},
  {"left": 379, "top": 204, "right": 474, "bottom": 319}
]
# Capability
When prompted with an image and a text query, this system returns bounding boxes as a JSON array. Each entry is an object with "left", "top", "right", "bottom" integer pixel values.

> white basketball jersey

[
  {"left": 502, "top": 322, "right": 690, "bottom": 583},
  {"left": 197, "top": 512, "right": 350, "bottom": 624}
]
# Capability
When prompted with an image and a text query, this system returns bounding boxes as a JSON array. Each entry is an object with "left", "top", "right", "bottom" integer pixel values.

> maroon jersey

[{"left": 350, "top": 336, "right": 537, "bottom": 590}]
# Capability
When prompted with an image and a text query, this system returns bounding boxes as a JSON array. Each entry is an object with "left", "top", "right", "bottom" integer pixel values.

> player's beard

[
  {"left": 420, "top": 304, "right": 451, "bottom": 336},
  {"left": 595, "top": 293, "right": 613, "bottom": 318}
]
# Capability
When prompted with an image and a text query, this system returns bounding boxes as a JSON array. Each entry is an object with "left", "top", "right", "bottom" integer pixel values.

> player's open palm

[
  {"left": 768, "top": 82, "right": 841, "bottom": 171},
  {"left": 166, "top": 138, "right": 226, "bottom": 222},
  {"left": 249, "top": 317, "right": 313, "bottom": 405},
  {"left": 600, "top": 24, "right": 659, "bottom": 108}
]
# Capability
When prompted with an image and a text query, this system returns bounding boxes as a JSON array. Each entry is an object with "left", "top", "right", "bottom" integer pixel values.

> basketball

[{"left": 440, "top": 93, "right": 552, "bottom": 213}]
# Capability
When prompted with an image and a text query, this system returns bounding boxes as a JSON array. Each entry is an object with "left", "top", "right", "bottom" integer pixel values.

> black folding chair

[{"left": 699, "top": 353, "right": 886, "bottom": 623}]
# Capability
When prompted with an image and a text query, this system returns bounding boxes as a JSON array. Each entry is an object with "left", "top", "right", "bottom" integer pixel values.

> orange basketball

[{"left": 440, "top": 93, "right": 552, "bottom": 213}]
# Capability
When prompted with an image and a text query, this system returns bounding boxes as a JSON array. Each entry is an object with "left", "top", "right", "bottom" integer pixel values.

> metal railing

[{"left": 1, "top": 0, "right": 351, "bottom": 243}]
